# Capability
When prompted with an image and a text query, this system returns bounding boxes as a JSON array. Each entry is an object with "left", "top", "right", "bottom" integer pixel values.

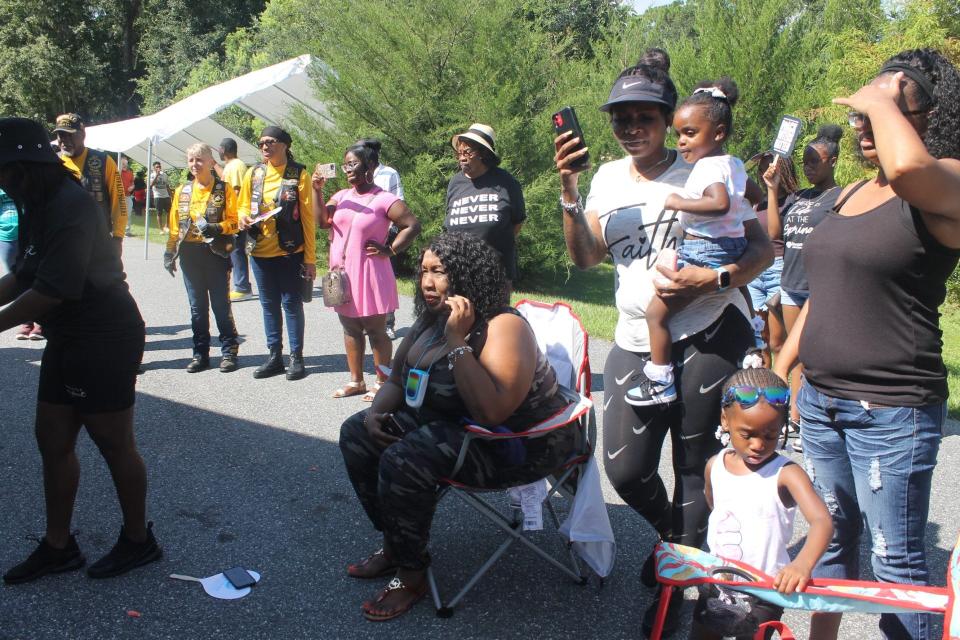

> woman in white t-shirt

[{"left": 553, "top": 52, "right": 773, "bottom": 636}]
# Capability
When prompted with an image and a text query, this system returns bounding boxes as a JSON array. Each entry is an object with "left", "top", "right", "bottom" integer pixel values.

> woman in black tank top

[
  {"left": 775, "top": 49, "right": 960, "bottom": 640},
  {"left": 338, "top": 232, "right": 581, "bottom": 621}
]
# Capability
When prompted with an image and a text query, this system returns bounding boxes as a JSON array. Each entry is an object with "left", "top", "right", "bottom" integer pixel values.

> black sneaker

[
  {"left": 625, "top": 377, "right": 677, "bottom": 407},
  {"left": 220, "top": 354, "right": 238, "bottom": 373},
  {"left": 186, "top": 355, "right": 209, "bottom": 373},
  {"left": 3, "top": 535, "right": 85, "bottom": 584},
  {"left": 87, "top": 522, "right": 161, "bottom": 579},
  {"left": 642, "top": 585, "right": 685, "bottom": 638}
]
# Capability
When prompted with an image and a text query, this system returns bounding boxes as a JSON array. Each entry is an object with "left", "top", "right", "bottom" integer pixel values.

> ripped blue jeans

[{"left": 798, "top": 378, "right": 944, "bottom": 640}]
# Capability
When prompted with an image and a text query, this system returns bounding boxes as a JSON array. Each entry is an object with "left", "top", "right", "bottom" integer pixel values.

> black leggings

[{"left": 603, "top": 305, "right": 753, "bottom": 547}]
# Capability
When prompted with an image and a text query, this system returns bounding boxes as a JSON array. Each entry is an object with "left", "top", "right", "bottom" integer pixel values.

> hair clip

[{"left": 694, "top": 87, "right": 728, "bottom": 100}]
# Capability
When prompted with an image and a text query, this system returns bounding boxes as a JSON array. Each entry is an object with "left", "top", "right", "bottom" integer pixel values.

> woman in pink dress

[{"left": 313, "top": 142, "right": 421, "bottom": 401}]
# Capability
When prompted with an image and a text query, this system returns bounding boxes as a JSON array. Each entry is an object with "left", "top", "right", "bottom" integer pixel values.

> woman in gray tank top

[{"left": 776, "top": 49, "right": 960, "bottom": 640}]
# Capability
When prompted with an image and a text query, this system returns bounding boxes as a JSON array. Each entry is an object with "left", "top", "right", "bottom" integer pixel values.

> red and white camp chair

[{"left": 425, "top": 300, "right": 604, "bottom": 616}]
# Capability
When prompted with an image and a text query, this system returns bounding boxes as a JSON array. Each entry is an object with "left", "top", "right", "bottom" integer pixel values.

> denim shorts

[
  {"left": 797, "top": 378, "right": 944, "bottom": 639},
  {"left": 780, "top": 288, "right": 808, "bottom": 307},
  {"left": 747, "top": 256, "right": 783, "bottom": 311},
  {"left": 677, "top": 236, "right": 748, "bottom": 270}
]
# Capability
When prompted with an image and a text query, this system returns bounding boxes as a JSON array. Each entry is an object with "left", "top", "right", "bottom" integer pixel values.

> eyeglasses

[
  {"left": 456, "top": 147, "right": 477, "bottom": 159},
  {"left": 257, "top": 138, "right": 279, "bottom": 148},
  {"left": 341, "top": 161, "right": 361, "bottom": 172},
  {"left": 847, "top": 109, "right": 928, "bottom": 128},
  {"left": 721, "top": 385, "right": 790, "bottom": 409}
]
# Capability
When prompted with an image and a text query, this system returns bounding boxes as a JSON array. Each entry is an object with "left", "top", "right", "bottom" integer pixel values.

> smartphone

[
  {"left": 382, "top": 414, "right": 407, "bottom": 437},
  {"left": 552, "top": 107, "right": 590, "bottom": 170},
  {"left": 772, "top": 115, "right": 803, "bottom": 158},
  {"left": 223, "top": 566, "right": 257, "bottom": 589},
  {"left": 317, "top": 162, "right": 336, "bottom": 179}
]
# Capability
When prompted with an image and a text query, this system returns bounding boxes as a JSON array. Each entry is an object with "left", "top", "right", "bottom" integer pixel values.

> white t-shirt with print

[
  {"left": 680, "top": 154, "right": 754, "bottom": 239},
  {"left": 586, "top": 155, "right": 751, "bottom": 352}
]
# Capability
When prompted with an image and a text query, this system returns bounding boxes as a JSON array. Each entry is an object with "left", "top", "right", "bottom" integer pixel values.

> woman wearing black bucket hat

[
  {"left": 444, "top": 123, "right": 526, "bottom": 285},
  {"left": 0, "top": 118, "right": 160, "bottom": 584},
  {"left": 553, "top": 53, "right": 773, "bottom": 636}
]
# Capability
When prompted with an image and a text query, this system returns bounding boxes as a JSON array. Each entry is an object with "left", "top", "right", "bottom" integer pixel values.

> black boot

[
  {"left": 185, "top": 354, "right": 209, "bottom": 373},
  {"left": 253, "top": 349, "right": 284, "bottom": 379},
  {"left": 286, "top": 351, "right": 305, "bottom": 381}
]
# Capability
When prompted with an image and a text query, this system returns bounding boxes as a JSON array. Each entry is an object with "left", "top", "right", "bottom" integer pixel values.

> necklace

[{"left": 633, "top": 150, "right": 672, "bottom": 182}]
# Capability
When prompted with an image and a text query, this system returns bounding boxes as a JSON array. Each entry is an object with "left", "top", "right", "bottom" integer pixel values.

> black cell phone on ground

[
  {"left": 223, "top": 566, "right": 257, "bottom": 589},
  {"left": 552, "top": 106, "right": 590, "bottom": 170}
]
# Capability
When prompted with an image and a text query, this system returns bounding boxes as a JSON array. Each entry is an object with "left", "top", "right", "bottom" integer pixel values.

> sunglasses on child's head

[{"left": 721, "top": 385, "right": 790, "bottom": 409}]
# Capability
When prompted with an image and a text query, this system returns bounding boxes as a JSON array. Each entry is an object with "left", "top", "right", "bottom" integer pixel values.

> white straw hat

[{"left": 451, "top": 123, "right": 499, "bottom": 162}]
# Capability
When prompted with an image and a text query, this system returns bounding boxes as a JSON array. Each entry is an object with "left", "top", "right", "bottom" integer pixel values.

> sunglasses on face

[
  {"left": 721, "top": 385, "right": 790, "bottom": 409},
  {"left": 258, "top": 138, "right": 280, "bottom": 148},
  {"left": 847, "top": 108, "right": 928, "bottom": 128}
]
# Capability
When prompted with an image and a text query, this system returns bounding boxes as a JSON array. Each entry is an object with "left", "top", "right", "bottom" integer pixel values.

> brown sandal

[
  {"left": 333, "top": 381, "right": 366, "bottom": 399},
  {"left": 361, "top": 576, "right": 428, "bottom": 621},
  {"left": 347, "top": 548, "right": 399, "bottom": 580}
]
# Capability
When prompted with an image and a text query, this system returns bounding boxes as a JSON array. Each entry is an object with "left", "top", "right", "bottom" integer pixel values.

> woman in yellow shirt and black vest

[
  {"left": 162, "top": 143, "right": 240, "bottom": 373},
  {"left": 238, "top": 126, "right": 315, "bottom": 381}
]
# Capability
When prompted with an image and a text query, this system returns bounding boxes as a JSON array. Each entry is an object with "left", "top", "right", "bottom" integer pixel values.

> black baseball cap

[
  {"left": 0, "top": 117, "right": 62, "bottom": 165},
  {"left": 600, "top": 76, "right": 676, "bottom": 112}
]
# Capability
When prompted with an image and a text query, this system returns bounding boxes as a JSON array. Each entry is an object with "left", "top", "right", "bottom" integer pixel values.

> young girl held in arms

[
  {"left": 691, "top": 367, "right": 833, "bottom": 639},
  {"left": 627, "top": 78, "right": 757, "bottom": 406}
]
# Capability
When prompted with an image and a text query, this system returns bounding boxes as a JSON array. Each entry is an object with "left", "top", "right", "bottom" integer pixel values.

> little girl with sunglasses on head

[
  {"left": 691, "top": 367, "right": 833, "bottom": 640},
  {"left": 627, "top": 77, "right": 758, "bottom": 407}
]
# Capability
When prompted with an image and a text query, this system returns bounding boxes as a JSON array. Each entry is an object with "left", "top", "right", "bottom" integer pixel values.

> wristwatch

[{"left": 715, "top": 267, "right": 730, "bottom": 291}]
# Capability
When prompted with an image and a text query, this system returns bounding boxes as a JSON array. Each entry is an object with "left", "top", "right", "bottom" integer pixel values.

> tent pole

[{"left": 144, "top": 139, "right": 152, "bottom": 260}]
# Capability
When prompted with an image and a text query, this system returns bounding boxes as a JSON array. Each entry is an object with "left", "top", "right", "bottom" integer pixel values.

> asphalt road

[{"left": 0, "top": 236, "right": 957, "bottom": 639}]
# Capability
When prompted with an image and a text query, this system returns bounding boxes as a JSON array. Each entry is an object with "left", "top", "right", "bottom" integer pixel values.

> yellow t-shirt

[
  {"left": 61, "top": 148, "right": 127, "bottom": 237},
  {"left": 237, "top": 162, "right": 315, "bottom": 263},
  {"left": 166, "top": 179, "right": 239, "bottom": 254},
  {"left": 221, "top": 158, "right": 247, "bottom": 194}
]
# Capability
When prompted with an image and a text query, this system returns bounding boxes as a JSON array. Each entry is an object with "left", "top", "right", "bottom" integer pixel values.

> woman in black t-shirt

[
  {"left": 0, "top": 118, "right": 160, "bottom": 585},
  {"left": 776, "top": 50, "right": 960, "bottom": 640},
  {"left": 763, "top": 125, "right": 842, "bottom": 449},
  {"left": 444, "top": 123, "right": 526, "bottom": 284}
]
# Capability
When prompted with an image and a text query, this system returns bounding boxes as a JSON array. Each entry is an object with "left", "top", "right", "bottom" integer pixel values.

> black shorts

[{"left": 38, "top": 334, "right": 144, "bottom": 413}]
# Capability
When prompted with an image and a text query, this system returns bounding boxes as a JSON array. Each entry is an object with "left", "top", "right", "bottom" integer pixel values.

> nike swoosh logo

[
  {"left": 622, "top": 81, "right": 644, "bottom": 89},
  {"left": 607, "top": 445, "right": 628, "bottom": 460},
  {"left": 680, "top": 431, "right": 705, "bottom": 441},
  {"left": 632, "top": 418, "right": 654, "bottom": 435},
  {"left": 678, "top": 352, "right": 696, "bottom": 369},
  {"left": 614, "top": 370, "right": 636, "bottom": 386},
  {"left": 704, "top": 319, "right": 724, "bottom": 343},
  {"left": 680, "top": 500, "right": 696, "bottom": 507},
  {"left": 641, "top": 469, "right": 658, "bottom": 483},
  {"left": 700, "top": 377, "right": 726, "bottom": 394},
  {"left": 697, "top": 524, "right": 709, "bottom": 534},
  {"left": 604, "top": 395, "right": 614, "bottom": 411}
]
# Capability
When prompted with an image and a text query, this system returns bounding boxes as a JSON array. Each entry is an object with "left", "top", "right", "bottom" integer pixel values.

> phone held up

[
  {"left": 552, "top": 106, "right": 590, "bottom": 171},
  {"left": 223, "top": 566, "right": 257, "bottom": 589},
  {"left": 316, "top": 162, "right": 337, "bottom": 180}
]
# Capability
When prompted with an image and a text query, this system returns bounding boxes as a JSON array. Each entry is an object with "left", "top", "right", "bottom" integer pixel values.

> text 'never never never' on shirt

[
  {"left": 444, "top": 167, "right": 526, "bottom": 281},
  {"left": 15, "top": 179, "right": 142, "bottom": 340}
]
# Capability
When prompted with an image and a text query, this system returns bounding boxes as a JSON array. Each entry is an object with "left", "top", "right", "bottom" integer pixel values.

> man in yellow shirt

[
  {"left": 215, "top": 138, "right": 252, "bottom": 301},
  {"left": 53, "top": 114, "right": 127, "bottom": 255}
]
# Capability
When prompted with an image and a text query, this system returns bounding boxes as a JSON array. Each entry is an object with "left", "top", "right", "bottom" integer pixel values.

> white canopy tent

[{"left": 82, "top": 54, "right": 330, "bottom": 257}]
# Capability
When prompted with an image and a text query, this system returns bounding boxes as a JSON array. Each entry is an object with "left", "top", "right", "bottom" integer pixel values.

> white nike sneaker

[{"left": 625, "top": 377, "right": 677, "bottom": 406}]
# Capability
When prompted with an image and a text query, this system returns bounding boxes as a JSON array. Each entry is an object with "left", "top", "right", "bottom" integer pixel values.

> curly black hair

[
  {"left": 413, "top": 232, "right": 509, "bottom": 321},
  {"left": 880, "top": 49, "right": 960, "bottom": 160},
  {"left": 681, "top": 77, "right": 740, "bottom": 140},
  {"left": 809, "top": 123, "right": 843, "bottom": 158}
]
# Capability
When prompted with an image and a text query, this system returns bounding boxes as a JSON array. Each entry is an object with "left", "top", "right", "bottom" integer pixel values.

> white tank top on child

[{"left": 707, "top": 450, "right": 796, "bottom": 574}]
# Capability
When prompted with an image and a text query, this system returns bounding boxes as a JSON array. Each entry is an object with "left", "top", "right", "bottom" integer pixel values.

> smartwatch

[{"left": 715, "top": 267, "right": 730, "bottom": 291}]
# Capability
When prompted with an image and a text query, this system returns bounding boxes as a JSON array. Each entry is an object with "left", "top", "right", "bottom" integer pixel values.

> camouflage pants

[{"left": 339, "top": 409, "right": 583, "bottom": 570}]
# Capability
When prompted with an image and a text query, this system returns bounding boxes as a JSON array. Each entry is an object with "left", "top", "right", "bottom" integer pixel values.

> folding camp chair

[
  {"left": 649, "top": 535, "right": 960, "bottom": 639},
  {"left": 425, "top": 299, "right": 599, "bottom": 617}
]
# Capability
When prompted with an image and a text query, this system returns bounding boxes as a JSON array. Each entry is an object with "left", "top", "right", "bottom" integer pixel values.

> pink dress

[{"left": 328, "top": 186, "right": 401, "bottom": 318}]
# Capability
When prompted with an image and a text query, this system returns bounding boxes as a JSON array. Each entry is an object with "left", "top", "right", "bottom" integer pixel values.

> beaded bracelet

[{"left": 447, "top": 345, "right": 474, "bottom": 369}]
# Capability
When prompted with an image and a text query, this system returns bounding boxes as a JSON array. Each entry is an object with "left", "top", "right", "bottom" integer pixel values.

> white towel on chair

[{"left": 558, "top": 456, "right": 616, "bottom": 577}]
